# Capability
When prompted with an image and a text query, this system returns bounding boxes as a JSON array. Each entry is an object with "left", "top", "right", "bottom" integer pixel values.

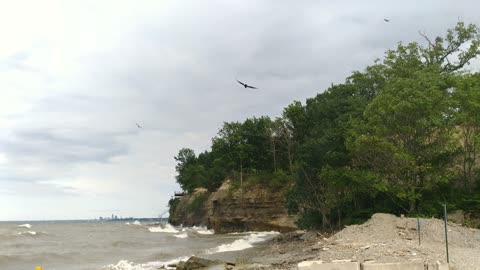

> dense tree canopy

[{"left": 173, "top": 22, "right": 480, "bottom": 229}]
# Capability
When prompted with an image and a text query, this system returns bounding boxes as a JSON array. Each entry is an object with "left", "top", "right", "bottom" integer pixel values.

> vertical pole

[
  {"left": 443, "top": 204, "right": 450, "bottom": 263},
  {"left": 417, "top": 217, "right": 421, "bottom": 246}
]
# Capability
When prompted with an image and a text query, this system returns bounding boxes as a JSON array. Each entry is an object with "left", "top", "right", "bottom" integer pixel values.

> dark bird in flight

[
  {"left": 384, "top": 19, "right": 390, "bottom": 22},
  {"left": 136, "top": 123, "right": 142, "bottom": 128},
  {"left": 236, "top": 80, "right": 258, "bottom": 89}
]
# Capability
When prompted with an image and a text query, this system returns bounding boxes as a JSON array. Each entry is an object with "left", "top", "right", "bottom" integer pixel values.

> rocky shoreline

[{"left": 168, "top": 213, "right": 480, "bottom": 270}]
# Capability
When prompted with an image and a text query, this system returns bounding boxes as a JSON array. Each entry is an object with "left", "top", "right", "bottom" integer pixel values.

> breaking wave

[
  {"left": 18, "top": 224, "right": 32, "bottom": 229},
  {"left": 125, "top": 221, "right": 142, "bottom": 226},
  {"left": 173, "top": 232, "right": 188, "bottom": 239},
  {"left": 104, "top": 256, "right": 190, "bottom": 270},
  {"left": 191, "top": 226, "right": 214, "bottom": 235},
  {"left": 15, "top": 231, "right": 48, "bottom": 237},
  {"left": 148, "top": 224, "right": 179, "bottom": 233},
  {"left": 206, "top": 231, "right": 278, "bottom": 254},
  {"left": 17, "top": 231, "right": 38, "bottom": 236},
  {"left": 146, "top": 224, "right": 215, "bottom": 238}
]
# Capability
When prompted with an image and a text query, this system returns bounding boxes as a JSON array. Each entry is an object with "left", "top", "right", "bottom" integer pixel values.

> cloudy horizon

[{"left": 1, "top": 0, "right": 479, "bottom": 221}]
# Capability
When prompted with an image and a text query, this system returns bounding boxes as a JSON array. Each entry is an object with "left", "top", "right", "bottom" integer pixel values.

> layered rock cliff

[
  {"left": 168, "top": 188, "right": 209, "bottom": 227},
  {"left": 168, "top": 180, "right": 297, "bottom": 233}
]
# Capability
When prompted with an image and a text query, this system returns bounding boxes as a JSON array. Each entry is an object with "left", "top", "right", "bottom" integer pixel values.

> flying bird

[
  {"left": 136, "top": 123, "right": 142, "bottom": 128},
  {"left": 384, "top": 18, "right": 390, "bottom": 22},
  {"left": 236, "top": 80, "right": 258, "bottom": 89}
]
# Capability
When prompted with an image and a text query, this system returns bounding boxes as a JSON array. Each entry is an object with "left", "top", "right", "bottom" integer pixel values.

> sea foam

[
  {"left": 104, "top": 256, "right": 190, "bottom": 270},
  {"left": 16, "top": 231, "right": 37, "bottom": 236},
  {"left": 148, "top": 224, "right": 179, "bottom": 233},
  {"left": 173, "top": 232, "right": 188, "bottom": 239},
  {"left": 125, "top": 220, "right": 142, "bottom": 226},
  {"left": 18, "top": 224, "right": 31, "bottom": 229},
  {"left": 206, "top": 231, "right": 278, "bottom": 254},
  {"left": 192, "top": 226, "right": 214, "bottom": 235}
]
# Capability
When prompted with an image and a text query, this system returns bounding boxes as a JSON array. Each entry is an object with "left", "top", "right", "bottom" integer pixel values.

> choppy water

[{"left": 0, "top": 221, "right": 277, "bottom": 270}]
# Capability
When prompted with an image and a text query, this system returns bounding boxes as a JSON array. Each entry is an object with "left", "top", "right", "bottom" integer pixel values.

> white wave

[
  {"left": 18, "top": 224, "right": 31, "bottom": 229},
  {"left": 16, "top": 231, "right": 37, "bottom": 236},
  {"left": 197, "top": 230, "right": 214, "bottom": 235},
  {"left": 206, "top": 231, "right": 279, "bottom": 254},
  {"left": 191, "top": 226, "right": 214, "bottom": 235},
  {"left": 148, "top": 223, "right": 179, "bottom": 233},
  {"left": 125, "top": 220, "right": 142, "bottom": 226},
  {"left": 227, "top": 231, "right": 262, "bottom": 235},
  {"left": 104, "top": 256, "right": 190, "bottom": 270},
  {"left": 207, "top": 238, "right": 252, "bottom": 253},
  {"left": 173, "top": 232, "right": 188, "bottom": 239}
]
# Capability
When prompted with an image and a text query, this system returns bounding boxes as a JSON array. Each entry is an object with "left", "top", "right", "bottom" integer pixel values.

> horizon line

[{"left": 0, "top": 217, "right": 166, "bottom": 222}]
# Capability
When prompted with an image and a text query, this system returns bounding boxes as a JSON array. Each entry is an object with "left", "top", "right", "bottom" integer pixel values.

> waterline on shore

[{"left": 206, "top": 231, "right": 279, "bottom": 254}]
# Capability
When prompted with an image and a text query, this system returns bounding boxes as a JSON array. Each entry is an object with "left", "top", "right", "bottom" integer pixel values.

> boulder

[
  {"left": 176, "top": 256, "right": 225, "bottom": 270},
  {"left": 300, "top": 231, "right": 320, "bottom": 241}
]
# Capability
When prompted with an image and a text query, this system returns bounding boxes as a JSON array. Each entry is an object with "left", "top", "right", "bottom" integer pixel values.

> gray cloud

[
  {"left": 0, "top": 52, "right": 30, "bottom": 71},
  {"left": 4, "top": 128, "right": 128, "bottom": 164},
  {"left": 1, "top": 0, "right": 479, "bottom": 220}
]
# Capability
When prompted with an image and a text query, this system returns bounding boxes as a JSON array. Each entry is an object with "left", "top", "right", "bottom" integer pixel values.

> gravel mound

[{"left": 247, "top": 213, "right": 480, "bottom": 270}]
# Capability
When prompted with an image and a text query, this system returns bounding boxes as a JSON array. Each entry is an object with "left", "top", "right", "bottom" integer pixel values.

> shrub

[{"left": 186, "top": 193, "right": 208, "bottom": 212}]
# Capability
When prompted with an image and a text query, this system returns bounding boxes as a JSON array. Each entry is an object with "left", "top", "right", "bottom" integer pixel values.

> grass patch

[
  {"left": 231, "top": 169, "right": 294, "bottom": 191},
  {"left": 186, "top": 193, "right": 208, "bottom": 212}
]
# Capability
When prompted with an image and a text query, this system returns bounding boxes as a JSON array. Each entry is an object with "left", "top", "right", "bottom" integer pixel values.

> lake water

[{"left": 0, "top": 220, "right": 277, "bottom": 270}]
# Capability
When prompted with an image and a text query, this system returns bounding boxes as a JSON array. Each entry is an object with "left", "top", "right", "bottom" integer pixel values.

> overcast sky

[{"left": 0, "top": 0, "right": 479, "bottom": 221}]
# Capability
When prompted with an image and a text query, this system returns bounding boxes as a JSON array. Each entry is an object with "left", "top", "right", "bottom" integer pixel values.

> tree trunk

[
  {"left": 321, "top": 211, "right": 329, "bottom": 230},
  {"left": 409, "top": 198, "right": 416, "bottom": 214},
  {"left": 337, "top": 208, "right": 341, "bottom": 231},
  {"left": 240, "top": 162, "right": 243, "bottom": 189},
  {"left": 287, "top": 140, "right": 294, "bottom": 174},
  {"left": 272, "top": 139, "right": 277, "bottom": 172}
]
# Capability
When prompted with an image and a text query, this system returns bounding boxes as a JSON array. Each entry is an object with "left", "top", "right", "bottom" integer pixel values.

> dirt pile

[
  {"left": 334, "top": 213, "right": 479, "bottom": 248},
  {"left": 247, "top": 213, "right": 480, "bottom": 270}
]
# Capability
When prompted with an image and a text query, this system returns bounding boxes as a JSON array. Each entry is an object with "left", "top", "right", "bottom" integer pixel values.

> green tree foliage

[
  {"left": 174, "top": 148, "right": 199, "bottom": 192},
  {"left": 452, "top": 73, "right": 480, "bottom": 189},
  {"left": 211, "top": 117, "right": 275, "bottom": 176},
  {"left": 419, "top": 22, "right": 480, "bottom": 73},
  {"left": 174, "top": 148, "right": 228, "bottom": 192},
  {"left": 173, "top": 22, "right": 480, "bottom": 229},
  {"left": 288, "top": 83, "right": 372, "bottom": 229},
  {"left": 350, "top": 65, "right": 456, "bottom": 213}
]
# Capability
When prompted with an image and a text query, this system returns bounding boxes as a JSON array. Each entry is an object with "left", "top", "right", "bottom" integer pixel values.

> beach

[{"left": 218, "top": 214, "right": 480, "bottom": 270}]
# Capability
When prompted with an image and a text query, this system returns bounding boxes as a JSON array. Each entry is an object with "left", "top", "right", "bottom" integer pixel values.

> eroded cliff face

[
  {"left": 168, "top": 188, "right": 209, "bottom": 227},
  {"left": 168, "top": 180, "right": 298, "bottom": 233},
  {"left": 207, "top": 180, "right": 297, "bottom": 233}
]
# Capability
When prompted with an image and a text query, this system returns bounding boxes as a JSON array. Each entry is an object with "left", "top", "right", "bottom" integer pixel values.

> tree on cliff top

[
  {"left": 174, "top": 148, "right": 208, "bottom": 192},
  {"left": 173, "top": 22, "right": 480, "bottom": 229},
  {"left": 452, "top": 73, "right": 480, "bottom": 190},
  {"left": 349, "top": 21, "right": 480, "bottom": 214}
]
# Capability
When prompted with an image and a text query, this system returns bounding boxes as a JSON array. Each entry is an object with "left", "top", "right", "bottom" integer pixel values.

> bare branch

[{"left": 418, "top": 30, "right": 434, "bottom": 49}]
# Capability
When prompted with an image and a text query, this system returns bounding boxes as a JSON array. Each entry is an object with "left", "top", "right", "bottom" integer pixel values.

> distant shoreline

[{"left": 0, "top": 217, "right": 163, "bottom": 223}]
